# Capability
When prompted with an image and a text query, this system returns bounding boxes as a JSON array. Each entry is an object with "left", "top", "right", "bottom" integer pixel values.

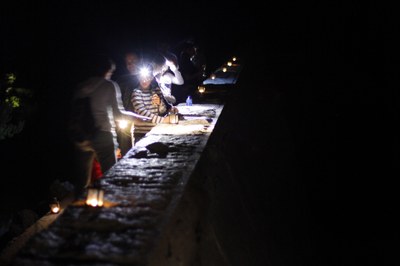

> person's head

[
  {"left": 138, "top": 64, "right": 154, "bottom": 89},
  {"left": 125, "top": 52, "right": 140, "bottom": 75},
  {"left": 164, "top": 51, "right": 178, "bottom": 66},
  {"left": 92, "top": 54, "right": 116, "bottom": 79},
  {"left": 152, "top": 53, "right": 168, "bottom": 77},
  {"left": 157, "top": 41, "right": 170, "bottom": 53},
  {"left": 181, "top": 42, "right": 196, "bottom": 57}
]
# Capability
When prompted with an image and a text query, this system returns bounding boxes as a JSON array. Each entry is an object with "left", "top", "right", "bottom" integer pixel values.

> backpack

[{"left": 67, "top": 96, "right": 98, "bottom": 142}]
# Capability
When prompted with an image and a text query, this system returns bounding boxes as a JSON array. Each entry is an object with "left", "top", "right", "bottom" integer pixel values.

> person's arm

[
  {"left": 131, "top": 89, "right": 168, "bottom": 124},
  {"left": 163, "top": 94, "right": 176, "bottom": 105},
  {"left": 154, "top": 86, "right": 177, "bottom": 114},
  {"left": 110, "top": 81, "right": 149, "bottom": 122},
  {"left": 166, "top": 60, "right": 184, "bottom": 85}
]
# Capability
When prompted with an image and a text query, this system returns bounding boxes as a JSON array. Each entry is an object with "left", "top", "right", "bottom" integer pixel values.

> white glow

[
  {"left": 227, "top": 61, "right": 232, "bottom": 66},
  {"left": 50, "top": 205, "right": 60, "bottom": 213},
  {"left": 232, "top": 57, "right": 237, "bottom": 61},
  {"left": 86, "top": 188, "right": 104, "bottom": 207},
  {"left": 222, "top": 67, "right": 227, "bottom": 72},
  {"left": 198, "top": 85, "right": 206, "bottom": 93},
  {"left": 118, "top": 119, "right": 129, "bottom": 129},
  {"left": 87, "top": 199, "right": 99, "bottom": 207},
  {"left": 150, "top": 123, "right": 210, "bottom": 135},
  {"left": 97, "top": 190, "right": 104, "bottom": 207},
  {"left": 139, "top": 66, "right": 151, "bottom": 78},
  {"left": 49, "top": 198, "right": 61, "bottom": 214}
]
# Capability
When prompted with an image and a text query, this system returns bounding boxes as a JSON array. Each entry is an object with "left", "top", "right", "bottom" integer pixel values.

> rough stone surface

[{"left": 8, "top": 104, "right": 224, "bottom": 266}]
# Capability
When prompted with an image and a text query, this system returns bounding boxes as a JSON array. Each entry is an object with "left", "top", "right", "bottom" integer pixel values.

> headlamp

[{"left": 139, "top": 66, "right": 151, "bottom": 79}]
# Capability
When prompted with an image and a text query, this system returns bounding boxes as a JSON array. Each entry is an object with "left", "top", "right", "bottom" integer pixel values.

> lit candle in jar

[
  {"left": 198, "top": 85, "right": 206, "bottom": 94},
  {"left": 169, "top": 113, "right": 179, "bottom": 124},
  {"left": 49, "top": 197, "right": 61, "bottom": 214},
  {"left": 86, "top": 187, "right": 104, "bottom": 207}
]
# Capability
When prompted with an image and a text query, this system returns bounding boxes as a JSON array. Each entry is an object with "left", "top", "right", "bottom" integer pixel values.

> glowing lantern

[
  {"left": 169, "top": 113, "right": 179, "bottom": 124},
  {"left": 49, "top": 197, "right": 61, "bottom": 214},
  {"left": 86, "top": 186, "right": 104, "bottom": 207},
  {"left": 198, "top": 85, "right": 206, "bottom": 94}
]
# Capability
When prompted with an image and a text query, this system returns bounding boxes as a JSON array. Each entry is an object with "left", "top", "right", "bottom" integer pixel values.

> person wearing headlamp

[{"left": 130, "top": 65, "right": 177, "bottom": 144}]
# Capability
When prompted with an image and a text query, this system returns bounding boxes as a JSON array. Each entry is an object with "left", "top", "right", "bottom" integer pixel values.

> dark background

[{"left": 1, "top": 1, "right": 399, "bottom": 265}]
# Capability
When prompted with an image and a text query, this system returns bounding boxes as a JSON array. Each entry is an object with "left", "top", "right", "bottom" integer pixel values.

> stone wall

[{"left": 5, "top": 104, "right": 227, "bottom": 266}]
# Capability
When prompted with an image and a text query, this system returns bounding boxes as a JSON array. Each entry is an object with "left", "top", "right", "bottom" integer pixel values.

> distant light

[
  {"left": 222, "top": 67, "right": 227, "bottom": 72},
  {"left": 198, "top": 85, "right": 206, "bottom": 94},
  {"left": 211, "top": 74, "right": 216, "bottom": 80},
  {"left": 49, "top": 198, "right": 61, "bottom": 214},
  {"left": 227, "top": 61, "right": 232, "bottom": 66},
  {"left": 232, "top": 57, "right": 237, "bottom": 61}
]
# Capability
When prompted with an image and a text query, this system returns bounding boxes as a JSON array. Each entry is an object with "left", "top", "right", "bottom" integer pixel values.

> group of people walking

[{"left": 68, "top": 41, "right": 206, "bottom": 195}]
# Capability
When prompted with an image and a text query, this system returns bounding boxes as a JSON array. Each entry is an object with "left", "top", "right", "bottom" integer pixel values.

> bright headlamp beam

[{"left": 139, "top": 66, "right": 151, "bottom": 78}]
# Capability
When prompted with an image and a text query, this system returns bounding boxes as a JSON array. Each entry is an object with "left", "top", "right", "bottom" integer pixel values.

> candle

[
  {"left": 169, "top": 113, "right": 179, "bottom": 124},
  {"left": 198, "top": 85, "right": 206, "bottom": 94},
  {"left": 49, "top": 197, "right": 61, "bottom": 214},
  {"left": 86, "top": 187, "right": 104, "bottom": 207}
]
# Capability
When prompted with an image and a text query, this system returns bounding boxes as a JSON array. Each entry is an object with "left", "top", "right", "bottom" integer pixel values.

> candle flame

[{"left": 51, "top": 206, "right": 60, "bottom": 213}]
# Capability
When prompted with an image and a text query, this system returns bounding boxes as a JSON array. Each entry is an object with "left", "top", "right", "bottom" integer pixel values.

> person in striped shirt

[{"left": 130, "top": 66, "right": 177, "bottom": 144}]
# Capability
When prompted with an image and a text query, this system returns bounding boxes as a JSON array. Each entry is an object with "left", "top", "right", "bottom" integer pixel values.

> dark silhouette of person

[
  {"left": 176, "top": 41, "right": 205, "bottom": 103},
  {"left": 69, "top": 54, "right": 148, "bottom": 195},
  {"left": 115, "top": 51, "right": 141, "bottom": 112},
  {"left": 114, "top": 51, "right": 142, "bottom": 156}
]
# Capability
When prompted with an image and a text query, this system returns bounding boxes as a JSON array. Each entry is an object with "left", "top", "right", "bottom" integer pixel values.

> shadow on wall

[{"left": 191, "top": 64, "right": 337, "bottom": 265}]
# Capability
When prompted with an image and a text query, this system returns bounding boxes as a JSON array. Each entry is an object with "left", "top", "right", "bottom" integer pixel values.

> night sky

[
  {"left": 1, "top": 0, "right": 253, "bottom": 165},
  {"left": 1, "top": 1, "right": 399, "bottom": 265}
]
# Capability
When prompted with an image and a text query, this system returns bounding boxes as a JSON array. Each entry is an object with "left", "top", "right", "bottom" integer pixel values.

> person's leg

[
  {"left": 92, "top": 131, "right": 117, "bottom": 173},
  {"left": 116, "top": 125, "right": 132, "bottom": 156},
  {"left": 72, "top": 141, "right": 95, "bottom": 196}
]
